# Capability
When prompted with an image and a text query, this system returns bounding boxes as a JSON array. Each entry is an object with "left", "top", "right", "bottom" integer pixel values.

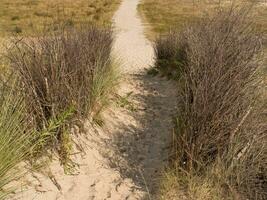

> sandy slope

[{"left": 10, "top": 0, "right": 177, "bottom": 199}]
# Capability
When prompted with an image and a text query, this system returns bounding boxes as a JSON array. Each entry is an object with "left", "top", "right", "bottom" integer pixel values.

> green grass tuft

[{"left": 0, "top": 77, "right": 31, "bottom": 199}]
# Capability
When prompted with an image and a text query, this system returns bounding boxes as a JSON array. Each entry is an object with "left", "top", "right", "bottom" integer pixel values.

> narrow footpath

[
  {"left": 11, "top": 0, "right": 177, "bottom": 199},
  {"left": 110, "top": 0, "right": 177, "bottom": 198}
]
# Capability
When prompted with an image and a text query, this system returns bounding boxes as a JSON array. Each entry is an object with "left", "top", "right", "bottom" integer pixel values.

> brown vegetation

[
  {"left": 155, "top": 6, "right": 267, "bottom": 200},
  {"left": 0, "top": 23, "right": 119, "bottom": 199},
  {"left": 6, "top": 25, "right": 118, "bottom": 160}
]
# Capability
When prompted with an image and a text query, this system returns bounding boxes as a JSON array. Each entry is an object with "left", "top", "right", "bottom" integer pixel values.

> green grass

[
  {"left": 0, "top": 76, "right": 74, "bottom": 199},
  {"left": 116, "top": 92, "right": 137, "bottom": 112},
  {"left": 90, "top": 60, "right": 121, "bottom": 125},
  {"left": 0, "top": 0, "right": 121, "bottom": 36},
  {"left": 0, "top": 78, "right": 31, "bottom": 199}
]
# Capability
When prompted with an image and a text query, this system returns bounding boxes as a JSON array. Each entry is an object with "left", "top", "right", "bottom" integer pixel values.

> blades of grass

[{"left": 0, "top": 76, "right": 31, "bottom": 199}]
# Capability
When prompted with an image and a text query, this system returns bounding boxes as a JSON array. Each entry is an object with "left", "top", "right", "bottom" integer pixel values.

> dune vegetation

[
  {"left": 0, "top": 0, "right": 266, "bottom": 199},
  {"left": 0, "top": 27, "right": 118, "bottom": 198},
  {"left": 0, "top": 1, "right": 120, "bottom": 199},
  {"left": 140, "top": 0, "right": 267, "bottom": 199}
]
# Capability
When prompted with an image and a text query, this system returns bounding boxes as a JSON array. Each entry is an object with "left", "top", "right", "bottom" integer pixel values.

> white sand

[{"left": 10, "top": 0, "right": 177, "bottom": 199}]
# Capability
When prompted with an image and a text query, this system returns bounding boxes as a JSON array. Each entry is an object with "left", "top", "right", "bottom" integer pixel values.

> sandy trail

[
  {"left": 10, "top": 0, "right": 177, "bottom": 199},
  {"left": 109, "top": 0, "right": 177, "bottom": 197}
]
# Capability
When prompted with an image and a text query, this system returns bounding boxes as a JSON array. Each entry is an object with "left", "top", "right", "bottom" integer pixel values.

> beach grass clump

[
  {"left": 6, "top": 24, "right": 119, "bottom": 166},
  {"left": 156, "top": 6, "right": 266, "bottom": 200},
  {"left": 0, "top": 76, "right": 31, "bottom": 199}
]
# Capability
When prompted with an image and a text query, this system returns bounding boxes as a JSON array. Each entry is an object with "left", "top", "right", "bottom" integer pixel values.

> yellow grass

[
  {"left": 139, "top": 0, "right": 267, "bottom": 38},
  {"left": 0, "top": 0, "right": 121, "bottom": 36}
]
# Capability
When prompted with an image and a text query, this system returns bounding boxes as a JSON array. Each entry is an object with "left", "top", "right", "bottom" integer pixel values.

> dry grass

[
  {"left": 0, "top": 24, "right": 119, "bottom": 197},
  {"left": 5, "top": 25, "right": 119, "bottom": 169},
  {"left": 155, "top": 6, "right": 267, "bottom": 200},
  {"left": 143, "top": 2, "right": 267, "bottom": 199},
  {"left": 139, "top": 0, "right": 267, "bottom": 39},
  {"left": 0, "top": 0, "right": 121, "bottom": 36},
  {"left": 0, "top": 1, "right": 121, "bottom": 197}
]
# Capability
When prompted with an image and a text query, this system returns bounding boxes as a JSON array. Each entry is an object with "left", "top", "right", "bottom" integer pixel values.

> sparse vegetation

[
  {"left": 116, "top": 92, "right": 137, "bottom": 112},
  {"left": 152, "top": 4, "right": 266, "bottom": 200},
  {"left": 153, "top": 30, "right": 183, "bottom": 79}
]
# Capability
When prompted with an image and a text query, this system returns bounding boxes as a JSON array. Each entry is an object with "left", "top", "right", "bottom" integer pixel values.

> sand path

[
  {"left": 10, "top": 0, "right": 177, "bottom": 199},
  {"left": 110, "top": 0, "right": 177, "bottom": 197}
]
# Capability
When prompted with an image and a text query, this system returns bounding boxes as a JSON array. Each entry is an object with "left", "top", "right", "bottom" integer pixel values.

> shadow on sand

[{"left": 106, "top": 71, "right": 177, "bottom": 198}]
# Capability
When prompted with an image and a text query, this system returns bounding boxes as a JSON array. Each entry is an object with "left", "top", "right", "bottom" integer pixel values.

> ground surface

[
  {"left": 0, "top": 0, "right": 121, "bottom": 36},
  {"left": 10, "top": 0, "right": 177, "bottom": 199}
]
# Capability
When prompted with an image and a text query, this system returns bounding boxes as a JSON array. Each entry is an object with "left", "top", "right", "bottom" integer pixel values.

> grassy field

[
  {"left": 0, "top": 0, "right": 121, "bottom": 36},
  {"left": 139, "top": 0, "right": 267, "bottom": 38}
]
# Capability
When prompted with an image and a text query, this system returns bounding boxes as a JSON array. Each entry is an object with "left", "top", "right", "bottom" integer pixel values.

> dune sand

[{"left": 10, "top": 0, "right": 177, "bottom": 199}]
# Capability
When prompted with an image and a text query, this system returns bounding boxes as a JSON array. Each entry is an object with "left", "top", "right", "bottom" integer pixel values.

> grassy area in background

[
  {"left": 0, "top": 0, "right": 121, "bottom": 36},
  {"left": 138, "top": 0, "right": 267, "bottom": 38}
]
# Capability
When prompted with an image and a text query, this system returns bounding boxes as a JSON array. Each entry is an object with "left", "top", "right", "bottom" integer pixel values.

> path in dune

[{"left": 11, "top": 0, "right": 177, "bottom": 199}]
